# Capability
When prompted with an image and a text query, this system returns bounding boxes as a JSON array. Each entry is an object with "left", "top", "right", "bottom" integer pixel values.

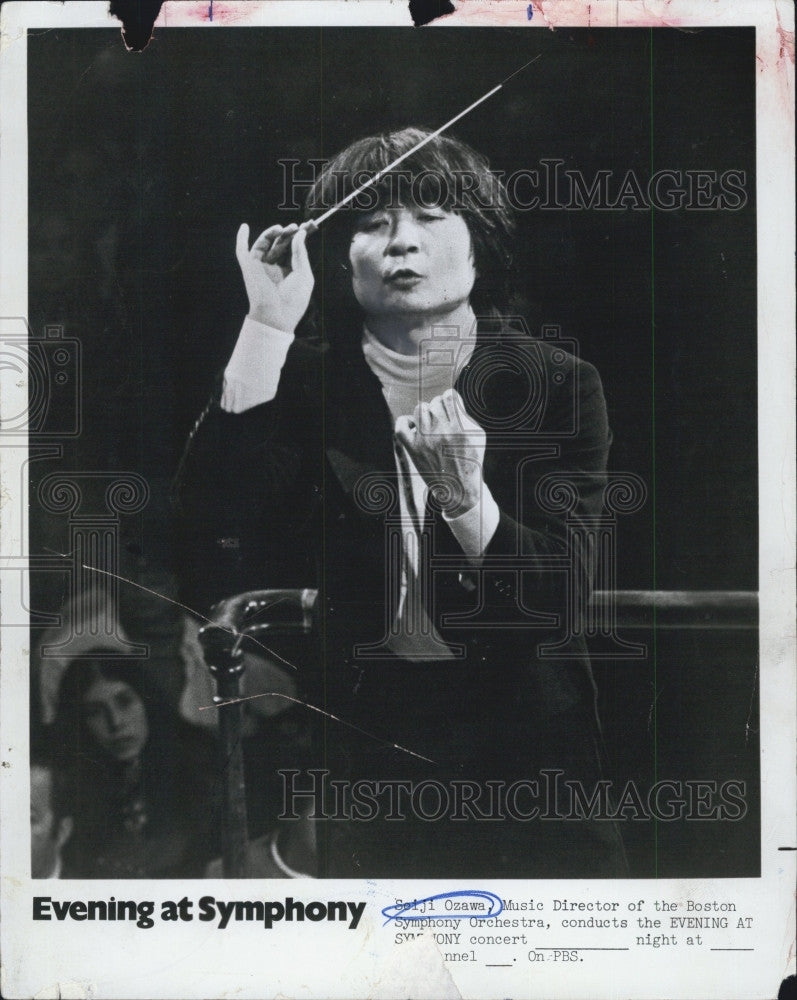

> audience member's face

[
  {"left": 348, "top": 203, "right": 476, "bottom": 321},
  {"left": 83, "top": 678, "right": 149, "bottom": 762},
  {"left": 31, "top": 765, "right": 72, "bottom": 878}
]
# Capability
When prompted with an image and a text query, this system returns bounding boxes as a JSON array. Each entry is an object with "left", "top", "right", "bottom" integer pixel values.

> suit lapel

[
  {"left": 323, "top": 347, "right": 397, "bottom": 501},
  {"left": 322, "top": 318, "right": 517, "bottom": 506}
]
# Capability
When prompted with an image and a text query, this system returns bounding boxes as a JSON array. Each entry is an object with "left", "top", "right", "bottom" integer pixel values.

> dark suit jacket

[
  {"left": 175, "top": 315, "right": 631, "bottom": 877},
  {"left": 176, "top": 315, "right": 612, "bottom": 778}
]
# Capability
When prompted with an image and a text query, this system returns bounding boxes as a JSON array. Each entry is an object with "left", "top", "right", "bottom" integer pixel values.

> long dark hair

[
  {"left": 301, "top": 127, "right": 517, "bottom": 347},
  {"left": 52, "top": 654, "right": 171, "bottom": 773},
  {"left": 51, "top": 653, "right": 213, "bottom": 876}
]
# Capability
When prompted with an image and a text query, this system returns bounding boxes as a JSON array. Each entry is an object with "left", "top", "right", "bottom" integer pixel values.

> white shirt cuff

[
  {"left": 443, "top": 481, "right": 500, "bottom": 557},
  {"left": 221, "top": 316, "right": 295, "bottom": 413}
]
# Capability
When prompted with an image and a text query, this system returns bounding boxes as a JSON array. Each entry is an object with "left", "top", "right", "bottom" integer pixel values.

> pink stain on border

[
  {"left": 776, "top": 5, "right": 795, "bottom": 64},
  {"left": 428, "top": 0, "right": 696, "bottom": 28},
  {"left": 157, "top": 1, "right": 266, "bottom": 25},
  {"left": 430, "top": 0, "right": 793, "bottom": 113}
]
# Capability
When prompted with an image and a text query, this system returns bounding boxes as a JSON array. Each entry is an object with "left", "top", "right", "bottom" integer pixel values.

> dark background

[{"left": 27, "top": 27, "right": 759, "bottom": 876}]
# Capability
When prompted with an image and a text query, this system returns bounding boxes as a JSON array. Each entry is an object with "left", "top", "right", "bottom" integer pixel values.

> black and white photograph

[{"left": 0, "top": 2, "right": 794, "bottom": 998}]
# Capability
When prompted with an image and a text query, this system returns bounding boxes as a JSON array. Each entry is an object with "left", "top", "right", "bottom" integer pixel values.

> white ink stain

[
  {"left": 201, "top": 690, "right": 436, "bottom": 764},
  {"left": 364, "top": 933, "right": 462, "bottom": 998}
]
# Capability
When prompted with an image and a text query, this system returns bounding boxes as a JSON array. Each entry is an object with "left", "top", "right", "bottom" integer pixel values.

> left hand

[{"left": 394, "top": 388, "right": 486, "bottom": 518}]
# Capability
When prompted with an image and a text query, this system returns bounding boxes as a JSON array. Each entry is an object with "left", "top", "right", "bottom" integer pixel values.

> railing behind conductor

[{"left": 599, "top": 590, "right": 757, "bottom": 630}]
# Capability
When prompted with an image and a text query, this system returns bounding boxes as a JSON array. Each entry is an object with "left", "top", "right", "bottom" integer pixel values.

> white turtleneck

[
  {"left": 360, "top": 322, "right": 499, "bottom": 556},
  {"left": 221, "top": 315, "right": 500, "bottom": 660}
]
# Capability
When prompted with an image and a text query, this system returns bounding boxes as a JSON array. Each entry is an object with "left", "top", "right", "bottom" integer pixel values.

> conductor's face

[{"left": 348, "top": 204, "right": 476, "bottom": 320}]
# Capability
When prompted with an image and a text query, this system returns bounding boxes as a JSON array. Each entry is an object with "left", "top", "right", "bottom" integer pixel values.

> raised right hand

[{"left": 236, "top": 222, "right": 315, "bottom": 333}]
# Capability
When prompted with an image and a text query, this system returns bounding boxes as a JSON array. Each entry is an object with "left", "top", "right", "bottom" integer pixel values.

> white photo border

[{"left": 1, "top": 2, "right": 794, "bottom": 998}]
